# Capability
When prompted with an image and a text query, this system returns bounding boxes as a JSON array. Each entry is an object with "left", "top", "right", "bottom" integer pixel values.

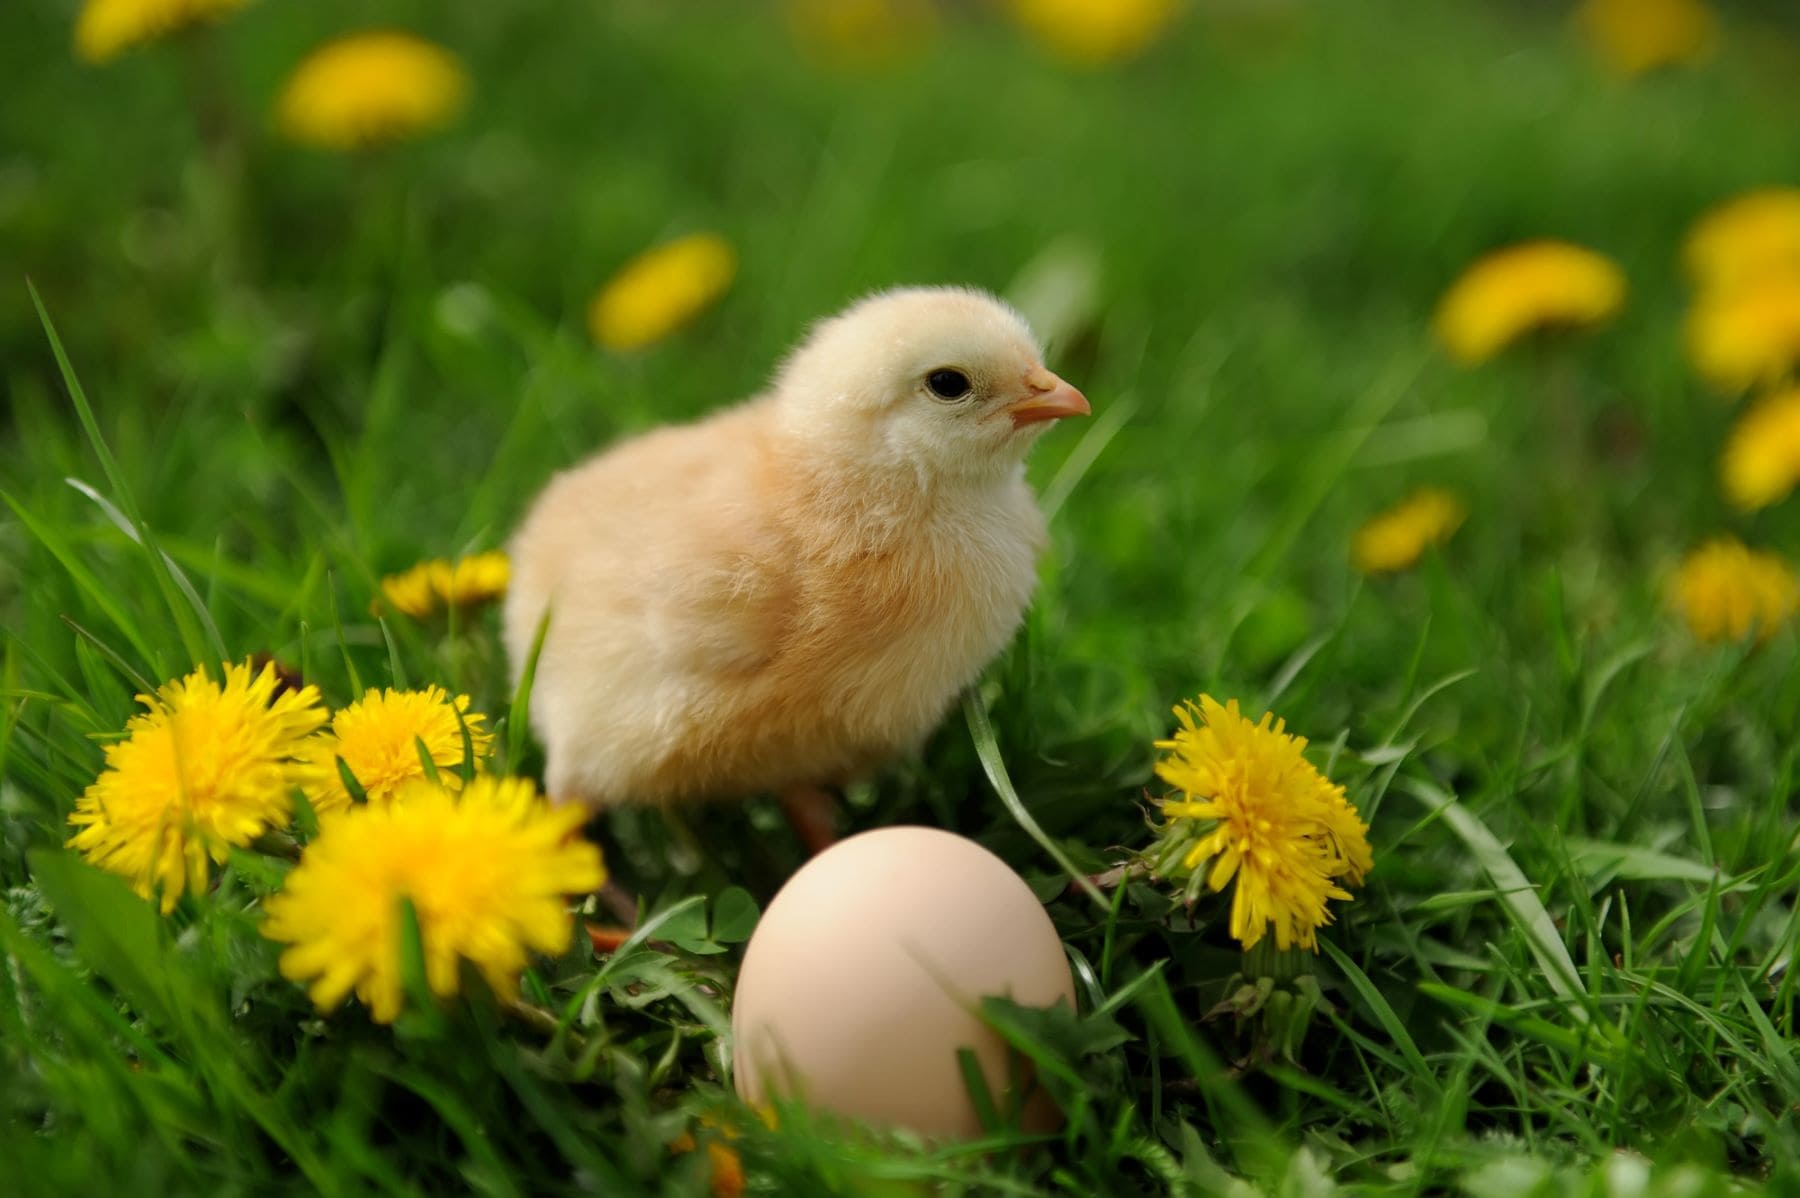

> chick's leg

[
  {"left": 574, "top": 808, "right": 641, "bottom": 933},
  {"left": 598, "top": 879, "right": 639, "bottom": 926},
  {"left": 778, "top": 785, "right": 840, "bottom": 856}
]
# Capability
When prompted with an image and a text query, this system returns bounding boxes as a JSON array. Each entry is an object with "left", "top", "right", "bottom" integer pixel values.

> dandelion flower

[
  {"left": 588, "top": 233, "right": 737, "bottom": 351},
  {"left": 1576, "top": 0, "right": 1715, "bottom": 78},
  {"left": 1008, "top": 0, "right": 1178, "bottom": 67},
  {"left": 376, "top": 551, "right": 510, "bottom": 620},
  {"left": 1352, "top": 487, "right": 1465, "bottom": 574},
  {"left": 1686, "top": 270, "right": 1800, "bottom": 393},
  {"left": 1150, "top": 697, "right": 1371, "bottom": 951},
  {"left": 786, "top": 0, "right": 936, "bottom": 70},
  {"left": 671, "top": 1130, "right": 747, "bottom": 1198},
  {"left": 1685, "top": 189, "right": 1800, "bottom": 293},
  {"left": 295, "top": 687, "right": 492, "bottom": 816},
  {"left": 74, "top": 0, "right": 246, "bottom": 64},
  {"left": 1433, "top": 240, "right": 1626, "bottom": 364},
  {"left": 1670, "top": 538, "right": 1798, "bottom": 645},
  {"left": 1721, "top": 389, "right": 1800, "bottom": 511},
  {"left": 277, "top": 31, "right": 468, "bottom": 151},
  {"left": 67, "top": 660, "right": 326, "bottom": 912},
  {"left": 704, "top": 1143, "right": 746, "bottom": 1198},
  {"left": 263, "top": 775, "right": 604, "bottom": 1023}
]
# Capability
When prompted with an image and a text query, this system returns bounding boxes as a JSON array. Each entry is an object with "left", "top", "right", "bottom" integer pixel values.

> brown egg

[{"left": 731, "top": 826, "right": 1076, "bottom": 1138}]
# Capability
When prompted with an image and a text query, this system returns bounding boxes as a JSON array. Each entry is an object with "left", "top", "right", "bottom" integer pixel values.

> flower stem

[{"left": 1245, "top": 938, "right": 1306, "bottom": 982}]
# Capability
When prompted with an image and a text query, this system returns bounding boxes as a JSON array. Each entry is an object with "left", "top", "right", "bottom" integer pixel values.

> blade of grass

[
  {"left": 64, "top": 478, "right": 227, "bottom": 664},
  {"left": 4, "top": 490, "right": 163, "bottom": 678},
  {"left": 1404, "top": 778, "right": 1587, "bottom": 1021},
  {"left": 963, "top": 690, "right": 1105, "bottom": 910},
  {"left": 506, "top": 610, "right": 551, "bottom": 772},
  {"left": 1319, "top": 940, "right": 1440, "bottom": 1102},
  {"left": 30, "top": 283, "right": 218, "bottom": 671}
]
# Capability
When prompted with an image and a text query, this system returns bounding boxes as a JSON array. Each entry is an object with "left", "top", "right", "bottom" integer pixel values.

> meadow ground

[{"left": 5, "top": 1, "right": 1800, "bottom": 1194}]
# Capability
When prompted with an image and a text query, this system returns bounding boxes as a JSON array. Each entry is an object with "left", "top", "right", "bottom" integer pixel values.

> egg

[{"left": 731, "top": 825, "right": 1076, "bottom": 1138}]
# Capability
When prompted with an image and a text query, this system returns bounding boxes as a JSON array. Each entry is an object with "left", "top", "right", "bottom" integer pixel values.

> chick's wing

[{"left": 509, "top": 402, "right": 797, "bottom": 691}]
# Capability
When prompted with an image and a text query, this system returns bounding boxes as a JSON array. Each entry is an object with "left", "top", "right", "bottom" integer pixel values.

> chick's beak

[{"left": 1007, "top": 367, "right": 1091, "bottom": 429}]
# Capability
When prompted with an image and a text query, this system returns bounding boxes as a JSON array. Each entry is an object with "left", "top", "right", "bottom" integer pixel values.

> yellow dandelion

[
  {"left": 1150, "top": 697, "right": 1371, "bottom": 952},
  {"left": 1721, "top": 389, "right": 1800, "bottom": 511},
  {"left": 294, "top": 687, "right": 493, "bottom": 817},
  {"left": 262, "top": 775, "right": 604, "bottom": 1023},
  {"left": 1686, "top": 270, "right": 1800, "bottom": 393},
  {"left": 67, "top": 660, "right": 327, "bottom": 912},
  {"left": 1008, "top": 0, "right": 1179, "bottom": 67},
  {"left": 1670, "top": 538, "right": 1799, "bottom": 645},
  {"left": 671, "top": 1130, "right": 747, "bottom": 1198},
  {"left": 1351, "top": 487, "right": 1466, "bottom": 575},
  {"left": 1685, "top": 189, "right": 1800, "bottom": 293},
  {"left": 786, "top": 0, "right": 937, "bottom": 70},
  {"left": 1576, "top": 0, "right": 1715, "bottom": 78},
  {"left": 74, "top": 0, "right": 246, "bottom": 64},
  {"left": 705, "top": 1142, "right": 746, "bottom": 1198},
  {"left": 277, "top": 31, "right": 468, "bottom": 151},
  {"left": 588, "top": 233, "right": 737, "bottom": 352},
  {"left": 375, "top": 551, "right": 509, "bottom": 621},
  {"left": 1433, "top": 240, "right": 1626, "bottom": 364}
]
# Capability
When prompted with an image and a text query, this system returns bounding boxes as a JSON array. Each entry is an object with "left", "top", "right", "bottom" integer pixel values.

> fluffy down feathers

[{"left": 504, "top": 286, "right": 1088, "bottom": 806}]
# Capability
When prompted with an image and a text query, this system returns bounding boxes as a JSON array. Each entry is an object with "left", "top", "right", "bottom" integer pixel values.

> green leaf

[
  {"left": 1420, "top": 983, "right": 1638, "bottom": 1073},
  {"left": 27, "top": 848, "right": 225, "bottom": 1042},
  {"left": 413, "top": 735, "right": 442, "bottom": 785},
  {"left": 1564, "top": 838, "right": 1720, "bottom": 884},
  {"left": 657, "top": 895, "right": 726, "bottom": 955},
  {"left": 710, "top": 886, "right": 760, "bottom": 943},
  {"left": 392, "top": 896, "right": 448, "bottom": 1040},
  {"left": 333, "top": 755, "right": 368, "bottom": 806},
  {"left": 980, "top": 994, "right": 1133, "bottom": 1079}
]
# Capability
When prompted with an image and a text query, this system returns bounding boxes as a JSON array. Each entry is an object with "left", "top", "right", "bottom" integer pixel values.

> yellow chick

[{"left": 504, "top": 288, "right": 1089, "bottom": 848}]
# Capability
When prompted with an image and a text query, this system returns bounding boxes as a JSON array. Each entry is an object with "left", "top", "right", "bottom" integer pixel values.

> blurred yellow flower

[
  {"left": 1721, "top": 389, "right": 1800, "bottom": 511},
  {"left": 295, "top": 687, "right": 493, "bottom": 816},
  {"left": 588, "top": 233, "right": 737, "bottom": 351},
  {"left": 786, "top": 0, "right": 936, "bottom": 69},
  {"left": 1670, "top": 538, "right": 1798, "bottom": 644},
  {"left": 74, "top": 0, "right": 246, "bottom": 63},
  {"left": 1576, "top": 0, "right": 1715, "bottom": 78},
  {"left": 376, "top": 551, "right": 510, "bottom": 620},
  {"left": 670, "top": 1130, "right": 747, "bottom": 1198},
  {"left": 1352, "top": 488, "right": 1465, "bottom": 574},
  {"left": 1151, "top": 696, "right": 1371, "bottom": 952},
  {"left": 1433, "top": 240, "right": 1626, "bottom": 364},
  {"left": 67, "top": 660, "right": 327, "bottom": 911},
  {"left": 277, "top": 31, "right": 468, "bottom": 151},
  {"left": 1685, "top": 189, "right": 1800, "bottom": 293},
  {"left": 1008, "top": 0, "right": 1179, "bottom": 66},
  {"left": 263, "top": 775, "right": 604, "bottom": 1023},
  {"left": 1685, "top": 270, "right": 1800, "bottom": 393}
]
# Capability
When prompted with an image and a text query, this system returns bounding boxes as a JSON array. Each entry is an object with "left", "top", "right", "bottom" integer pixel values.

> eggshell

[{"left": 731, "top": 825, "right": 1075, "bottom": 1138}]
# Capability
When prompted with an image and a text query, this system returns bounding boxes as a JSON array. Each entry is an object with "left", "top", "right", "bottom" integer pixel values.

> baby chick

[{"left": 504, "top": 287, "right": 1088, "bottom": 848}]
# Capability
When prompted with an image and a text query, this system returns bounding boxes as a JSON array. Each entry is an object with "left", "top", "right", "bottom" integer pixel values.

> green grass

[{"left": 5, "top": 1, "right": 1800, "bottom": 1193}]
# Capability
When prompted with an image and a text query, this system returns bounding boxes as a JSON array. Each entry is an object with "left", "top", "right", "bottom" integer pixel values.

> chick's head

[{"left": 774, "top": 286, "right": 1089, "bottom": 478}]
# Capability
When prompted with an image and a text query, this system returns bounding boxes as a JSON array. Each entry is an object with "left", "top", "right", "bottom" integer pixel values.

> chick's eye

[{"left": 926, "top": 368, "right": 971, "bottom": 401}]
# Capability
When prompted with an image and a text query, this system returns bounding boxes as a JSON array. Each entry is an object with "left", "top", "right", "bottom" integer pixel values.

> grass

[{"left": 4, "top": 1, "right": 1800, "bottom": 1193}]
